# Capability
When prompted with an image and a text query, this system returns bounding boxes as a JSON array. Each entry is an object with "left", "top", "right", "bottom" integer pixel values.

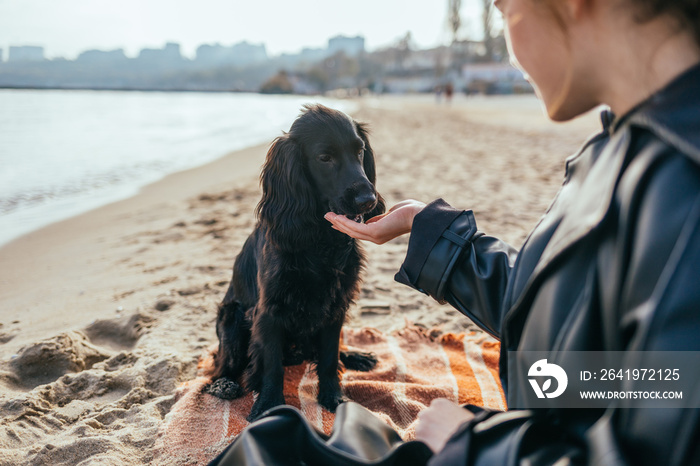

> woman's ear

[
  {"left": 256, "top": 135, "right": 318, "bottom": 245},
  {"left": 354, "top": 121, "right": 386, "bottom": 218}
]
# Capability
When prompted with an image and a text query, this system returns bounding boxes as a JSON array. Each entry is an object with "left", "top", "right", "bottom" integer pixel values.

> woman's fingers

[
  {"left": 325, "top": 212, "right": 391, "bottom": 244},
  {"left": 325, "top": 200, "right": 426, "bottom": 245},
  {"left": 326, "top": 214, "right": 377, "bottom": 240},
  {"left": 415, "top": 399, "right": 475, "bottom": 453}
]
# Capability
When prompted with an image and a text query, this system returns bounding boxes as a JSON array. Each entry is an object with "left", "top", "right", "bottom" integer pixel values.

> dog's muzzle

[{"left": 330, "top": 190, "right": 376, "bottom": 224}]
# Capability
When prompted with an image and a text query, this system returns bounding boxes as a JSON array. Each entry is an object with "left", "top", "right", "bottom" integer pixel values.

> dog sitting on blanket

[{"left": 205, "top": 104, "right": 385, "bottom": 422}]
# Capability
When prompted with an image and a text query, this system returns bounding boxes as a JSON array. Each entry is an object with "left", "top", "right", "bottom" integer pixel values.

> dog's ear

[
  {"left": 355, "top": 121, "right": 386, "bottom": 218},
  {"left": 256, "top": 134, "right": 317, "bottom": 245}
]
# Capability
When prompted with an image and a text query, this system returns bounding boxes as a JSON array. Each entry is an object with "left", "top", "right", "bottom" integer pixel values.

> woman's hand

[
  {"left": 324, "top": 200, "right": 426, "bottom": 244},
  {"left": 415, "top": 398, "right": 475, "bottom": 454}
]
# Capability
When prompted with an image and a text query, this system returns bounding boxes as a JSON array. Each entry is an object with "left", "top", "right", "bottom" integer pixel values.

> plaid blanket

[{"left": 153, "top": 325, "right": 505, "bottom": 465}]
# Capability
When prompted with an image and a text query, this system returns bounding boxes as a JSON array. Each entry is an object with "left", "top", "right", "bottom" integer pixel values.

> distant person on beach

[
  {"left": 444, "top": 82, "right": 454, "bottom": 103},
  {"left": 326, "top": 0, "right": 700, "bottom": 464}
]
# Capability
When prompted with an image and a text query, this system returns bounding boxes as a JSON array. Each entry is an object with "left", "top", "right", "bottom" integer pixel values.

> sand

[{"left": 0, "top": 94, "right": 601, "bottom": 465}]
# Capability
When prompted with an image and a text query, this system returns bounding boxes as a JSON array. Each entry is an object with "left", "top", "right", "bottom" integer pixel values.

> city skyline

[
  {"left": 0, "top": 0, "right": 490, "bottom": 60},
  {"left": 2, "top": 35, "right": 369, "bottom": 64}
]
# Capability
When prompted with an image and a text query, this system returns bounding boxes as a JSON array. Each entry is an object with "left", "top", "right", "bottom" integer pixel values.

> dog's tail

[{"left": 340, "top": 349, "right": 377, "bottom": 372}]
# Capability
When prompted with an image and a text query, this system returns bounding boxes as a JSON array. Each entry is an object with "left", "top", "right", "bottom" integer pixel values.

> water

[{"left": 0, "top": 90, "right": 355, "bottom": 246}]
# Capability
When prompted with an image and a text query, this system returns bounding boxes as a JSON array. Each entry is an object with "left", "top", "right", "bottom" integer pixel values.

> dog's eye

[
  {"left": 357, "top": 150, "right": 364, "bottom": 161},
  {"left": 318, "top": 154, "right": 332, "bottom": 163}
]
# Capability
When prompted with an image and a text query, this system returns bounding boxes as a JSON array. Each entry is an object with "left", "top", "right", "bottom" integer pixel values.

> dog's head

[{"left": 257, "top": 104, "right": 385, "bottom": 242}]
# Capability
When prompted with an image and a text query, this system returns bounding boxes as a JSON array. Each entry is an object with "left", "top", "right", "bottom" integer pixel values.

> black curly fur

[{"left": 209, "top": 104, "right": 385, "bottom": 422}]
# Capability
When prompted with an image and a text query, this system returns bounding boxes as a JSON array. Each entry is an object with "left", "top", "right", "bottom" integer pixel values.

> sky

[{"left": 0, "top": 0, "right": 490, "bottom": 60}]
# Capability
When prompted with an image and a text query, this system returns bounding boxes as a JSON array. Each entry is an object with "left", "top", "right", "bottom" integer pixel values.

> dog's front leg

[
  {"left": 246, "top": 313, "right": 286, "bottom": 422},
  {"left": 316, "top": 319, "right": 347, "bottom": 412}
]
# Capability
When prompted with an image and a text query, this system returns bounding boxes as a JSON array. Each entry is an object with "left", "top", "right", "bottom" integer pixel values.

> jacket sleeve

[{"left": 395, "top": 199, "right": 518, "bottom": 338}]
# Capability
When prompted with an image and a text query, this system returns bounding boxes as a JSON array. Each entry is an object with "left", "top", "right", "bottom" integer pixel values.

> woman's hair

[
  {"left": 634, "top": 0, "right": 700, "bottom": 46},
  {"left": 541, "top": 0, "right": 700, "bottom": 46}
]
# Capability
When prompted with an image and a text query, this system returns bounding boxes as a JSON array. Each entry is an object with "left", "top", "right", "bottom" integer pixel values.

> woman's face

[{"left": 495, "top": 0, "right": 590, "bottom": 121}]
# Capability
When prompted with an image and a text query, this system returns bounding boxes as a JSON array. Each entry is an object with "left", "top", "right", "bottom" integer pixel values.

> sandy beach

[{"left": 0, "top": 95, "right": 601, "bottom": 465}]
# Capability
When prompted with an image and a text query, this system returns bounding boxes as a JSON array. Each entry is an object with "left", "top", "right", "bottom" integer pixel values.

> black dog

[{"left": 207, "top": 104, "right": 385, "bottom": 422}]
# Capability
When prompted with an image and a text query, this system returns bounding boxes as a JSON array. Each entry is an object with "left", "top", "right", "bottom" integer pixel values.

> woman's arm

[{"left": 327, "top": 199, "right": 518, "bottom": 338}]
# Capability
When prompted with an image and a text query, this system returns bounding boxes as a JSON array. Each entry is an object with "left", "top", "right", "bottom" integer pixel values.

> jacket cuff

[{"left": 395, "top": 199, "right": 479, "bottom": 302}]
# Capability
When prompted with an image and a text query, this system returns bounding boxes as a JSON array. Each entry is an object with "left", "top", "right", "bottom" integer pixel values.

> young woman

[{"left": 326, "top": 0, "right": 700, "bottom": 464}]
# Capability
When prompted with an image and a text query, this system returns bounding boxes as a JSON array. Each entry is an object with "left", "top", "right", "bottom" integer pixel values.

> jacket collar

[{"left": 535, "top": 131, "right": 628, "bottom": 272}]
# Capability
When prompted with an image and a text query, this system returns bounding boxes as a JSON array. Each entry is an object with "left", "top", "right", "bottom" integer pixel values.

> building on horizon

[
  {"left": 8, "top": 46, "right": 45, "bottom": 62},
  {"left": 195, "top": 41, "right": 267, "bottom": 67},
  {"left": 278, "top": 46, "right": 329, "bottom": 67},
  {"left": 230, "top": 41, "right": 267, "bottom": 66},
  {"left": 299, "top": 47, "right": 328, "bottom": 62},
  {"left": 137, "top": 42, "right": 183, "bottom": 66},
  {"left": 328, "top": 35, "right": 365, "bottom": 57},
  {"left": 77, "top": 48, "right": 128, "bottom": 64}
]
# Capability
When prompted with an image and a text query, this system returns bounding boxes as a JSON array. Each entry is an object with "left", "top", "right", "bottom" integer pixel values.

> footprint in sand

[
  {"left": 83, "top": 313, "right": 157, "bottom": 351},
  {"left": 154, "top": 299, "right": 176, "bottom": 312},
  {"left": 8, "top": 331, "right": 111, "bottom": 389},
  {"left": 1, "top": 313, "right": 160, "bottom": 391},
  {"left": 0, "top": 331, "right": 18, "bottom": 344},
  {"left": 152, "top": 232, "right": 185, "bottom": 244},
  {"left": 177, "top": 286, "right": 203, "bottom": 297},
  {"left": 0, "top": 321, "right": 21, "bottom": 344}
]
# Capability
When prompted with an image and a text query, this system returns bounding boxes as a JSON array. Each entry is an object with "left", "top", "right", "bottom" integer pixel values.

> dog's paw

[
  {"left": 318, "top": 392, "right": 349, "bottom": 413},
  {"left": 340, "top": 350, "right": 378, "bottom": 372},
  {"left": 204, "top": 377, "right": 244, "bottom": 400}
]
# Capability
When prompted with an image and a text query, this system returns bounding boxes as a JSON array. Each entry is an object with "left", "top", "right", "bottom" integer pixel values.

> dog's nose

[{"left": 354, "top": 192, "right": 377, "bottom": 213}]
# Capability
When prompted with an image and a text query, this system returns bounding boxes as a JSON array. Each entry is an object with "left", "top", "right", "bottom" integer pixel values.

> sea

[{"left": 0, "top": 89, "right": 355, "bottom": 246}]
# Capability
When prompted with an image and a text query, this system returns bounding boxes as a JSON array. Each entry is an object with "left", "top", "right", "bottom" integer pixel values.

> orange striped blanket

[{"left": 153, "top": 325, "right": 505, "bottom": 465}]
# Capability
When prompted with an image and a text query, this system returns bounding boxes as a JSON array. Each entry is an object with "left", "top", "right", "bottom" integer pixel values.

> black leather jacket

[{"left": 396, "top": 64, "right": 700, "bottom": 465}]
